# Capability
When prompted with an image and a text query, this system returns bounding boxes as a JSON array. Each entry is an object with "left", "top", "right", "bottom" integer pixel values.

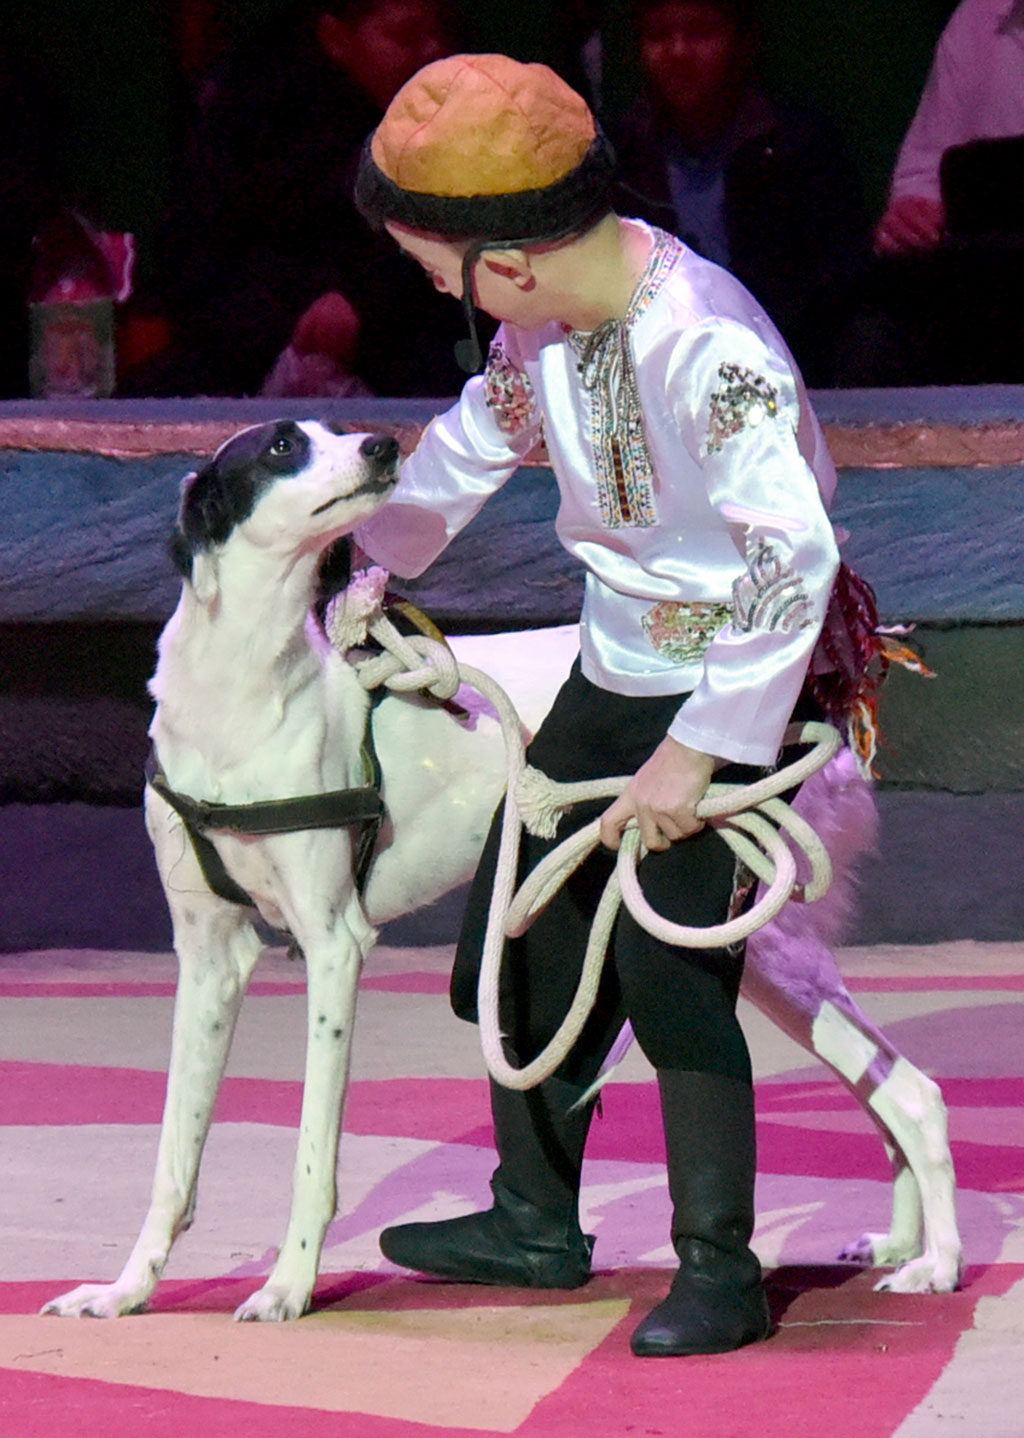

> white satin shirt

[{"left": 358, "top": 226, "right": 840, "bottom": 766}]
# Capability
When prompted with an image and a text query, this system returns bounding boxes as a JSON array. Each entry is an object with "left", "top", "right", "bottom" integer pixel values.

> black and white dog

[{"left": 43, "top": 419, "right": 960, "bottom": 1324}]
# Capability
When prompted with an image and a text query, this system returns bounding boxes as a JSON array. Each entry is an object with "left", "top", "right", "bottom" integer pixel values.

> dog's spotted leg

[
  {"left": 234, "top": 905, "right": 374, "bottom": 1322},
  {"left": 44, "top": 907, "right": 262, "bottom": 1318},
  {"left": 44, "top": 806, "right": 264, "bottom": 1318},
  {"left": 743, "top": 925, "right": 961, "bottom": 1293}
]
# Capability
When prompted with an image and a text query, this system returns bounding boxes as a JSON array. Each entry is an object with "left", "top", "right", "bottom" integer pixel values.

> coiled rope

[{"left": 340, "top": 603, "right": 841, "bottom": 1092}]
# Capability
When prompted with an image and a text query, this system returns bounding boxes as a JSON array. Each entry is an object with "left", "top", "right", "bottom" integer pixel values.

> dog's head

[{"left": 171, "top": 420, "right": 399, "bottom": 601}]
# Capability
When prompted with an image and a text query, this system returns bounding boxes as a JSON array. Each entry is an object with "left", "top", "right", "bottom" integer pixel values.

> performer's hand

[
  {"left": 600, "top": 737, "right": 716, "bottom": 853},
  {"left": 874, "top": 195, "right": 945, "bottom": 255}
]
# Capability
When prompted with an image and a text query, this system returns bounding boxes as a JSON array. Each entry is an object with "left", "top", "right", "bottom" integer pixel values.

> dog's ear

[
  {"left": 171, "top": 470, "right": 223, "bottom": 602},
  {"left": 169, "top": 472, "right": 199, "bottom": 580},
  {"left": 169, "top": 526, "right": 193, "bottom": 580},
  {"left": 177, "top": 458, "right": 249, "bottom": 555},
  {"left": 313, "top": 535, "right": 353, "bottom": 627}
]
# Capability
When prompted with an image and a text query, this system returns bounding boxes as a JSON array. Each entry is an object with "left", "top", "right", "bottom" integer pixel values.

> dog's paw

[
  {"left": 838, "top": 1231, "right": 919, "bottom": 1269},
  {"left": 874, "top": 1253, "right": 962, "bottom": 1295},
  {"left": 233, "top": 1283, "right": 311, "bottom": 1323},
  {"left": 41, "top": 1283, "right": 148, "bottom": 1319}
]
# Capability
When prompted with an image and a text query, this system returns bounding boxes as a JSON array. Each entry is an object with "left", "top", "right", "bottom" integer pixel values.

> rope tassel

[{"left": 514, "top": 764, "right": 610, "bottom": 839}]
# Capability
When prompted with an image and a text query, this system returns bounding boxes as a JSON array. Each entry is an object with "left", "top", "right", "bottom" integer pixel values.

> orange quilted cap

[
  {"left": 370, "top": 54, "right": 596, "bottom": 198},
  {"left": 355, "top": 52, "right": 615, "bottom": 250}
]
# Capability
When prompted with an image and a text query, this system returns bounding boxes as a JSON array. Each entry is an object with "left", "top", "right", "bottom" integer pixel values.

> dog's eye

[{"left": 270, "top": 436, "right": 294, "bottom": 456}]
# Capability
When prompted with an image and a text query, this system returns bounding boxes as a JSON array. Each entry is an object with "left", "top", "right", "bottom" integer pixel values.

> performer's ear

[{"left": 481, "top": 250, "right": 535, "bottom": 289}]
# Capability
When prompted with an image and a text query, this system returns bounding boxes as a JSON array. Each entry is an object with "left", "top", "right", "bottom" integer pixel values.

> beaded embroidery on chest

[{"left": 568, "top": 230, "right": 683, "bottom": 529}]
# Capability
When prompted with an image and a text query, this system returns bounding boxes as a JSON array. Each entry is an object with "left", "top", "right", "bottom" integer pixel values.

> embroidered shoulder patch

[
  {"left": 484, "top": 340, "right": 538, "bottom": 437},
  {"left": 642, "top": 600, "right": 731, "bottom": 665},
  {"left": 732, "top": 538, "right": 814, "bottom": 633},
  {"left": 706, "top": 362, "right": 780, "bottom": 454}
]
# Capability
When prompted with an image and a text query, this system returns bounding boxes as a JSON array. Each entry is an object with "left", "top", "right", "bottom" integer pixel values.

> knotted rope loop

[{"left": 352, "top": 612, "right": 462, "bottom": 702}]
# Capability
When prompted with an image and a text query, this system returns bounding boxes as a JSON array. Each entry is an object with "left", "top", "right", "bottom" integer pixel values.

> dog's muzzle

[{"left": 312, "top": 433, "right": 399, "bottom": 515}]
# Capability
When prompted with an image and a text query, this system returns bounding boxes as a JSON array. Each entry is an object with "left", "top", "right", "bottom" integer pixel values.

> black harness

[{"left": 145, "top": 698, "right": 386, "bottom": 909}]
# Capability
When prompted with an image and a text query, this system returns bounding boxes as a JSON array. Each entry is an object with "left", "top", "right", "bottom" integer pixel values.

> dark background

[{"left": 7, "top": 0, "right": 959, "bottom": 269}]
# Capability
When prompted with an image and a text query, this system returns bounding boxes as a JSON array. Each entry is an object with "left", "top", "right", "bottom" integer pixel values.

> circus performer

[{"left": 353, "top": 52, "right": 844, "bottom": 1356}]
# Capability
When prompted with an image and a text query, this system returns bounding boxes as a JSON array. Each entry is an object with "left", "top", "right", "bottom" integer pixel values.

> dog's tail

[{"left": 761, "top": 745, "right": 879, "bottom": 948}]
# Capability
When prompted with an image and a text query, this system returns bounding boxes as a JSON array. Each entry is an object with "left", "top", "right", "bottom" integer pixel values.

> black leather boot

[
  {"left": 631, "top": 1069, "right": 772, "bottom": 1357},
  {"left": 380, "top": 1071, "right": 595, "bottom": 1288}
]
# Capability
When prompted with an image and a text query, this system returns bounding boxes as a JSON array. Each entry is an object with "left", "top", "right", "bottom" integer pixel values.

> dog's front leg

[
  {"left": 234, "top": 908, "right": 373, "bottom": 1321},
  {"left": 43, "top": 903, "right": 262, "bottom": 1318}
]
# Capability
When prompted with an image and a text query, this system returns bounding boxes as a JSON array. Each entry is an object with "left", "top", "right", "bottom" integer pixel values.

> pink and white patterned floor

[{"left": 1, "top": 937, "right": 1022, "bottom": 1436}]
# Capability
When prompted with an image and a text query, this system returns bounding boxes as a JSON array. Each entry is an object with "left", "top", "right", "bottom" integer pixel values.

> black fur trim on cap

[{"left": 355, "top": 133, "right": 617, "bottom": 241}]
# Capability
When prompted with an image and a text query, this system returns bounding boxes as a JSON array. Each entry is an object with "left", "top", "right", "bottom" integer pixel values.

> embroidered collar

[
  {"left": 566, "top": 228, "right": 682, "bottom": 529},
  {"left": 626, "top": 226, "right": 686, "bottom": 321}
]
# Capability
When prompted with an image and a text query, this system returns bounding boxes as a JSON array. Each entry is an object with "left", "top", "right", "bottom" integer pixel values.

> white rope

[
  {"left": 347, "top": 609, "right": 841, "bottom": 1092},
  {"left": 476, "top": 723, "right": 838, "bottom": 1090}
]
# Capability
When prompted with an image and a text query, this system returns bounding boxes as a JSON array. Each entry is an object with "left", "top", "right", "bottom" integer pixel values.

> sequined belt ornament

[{"left": 641, "top": 599, "right": 732, "bottom": 665}]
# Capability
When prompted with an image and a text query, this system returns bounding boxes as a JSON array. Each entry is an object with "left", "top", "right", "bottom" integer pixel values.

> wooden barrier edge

[{"left": 0, "top": 416, "right": 1022, "bottom": 468}]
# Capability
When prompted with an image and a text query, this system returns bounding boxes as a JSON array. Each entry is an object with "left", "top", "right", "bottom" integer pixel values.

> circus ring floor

[
  {"left": 0, "top": 936, "right": 1022, "bottom": 1435},
  {"left": 1, "top": 390, "right": 1022, "bottom": 1434}
]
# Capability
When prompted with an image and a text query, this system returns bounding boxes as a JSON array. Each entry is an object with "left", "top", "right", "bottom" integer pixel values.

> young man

[
  {"left": 611, "top": 0, "right": 870, "bottom": 385},
  {"left": 124, "top": 0, "right": 469, "bottom": 399},
  {"left": 353, "top": 52, "right": 841, "bottom": 1357}
]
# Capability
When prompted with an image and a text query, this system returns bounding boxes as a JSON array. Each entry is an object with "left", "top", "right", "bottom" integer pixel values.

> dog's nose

[{"left": 360, "top": 434, "right": 399, "bottom": 467}]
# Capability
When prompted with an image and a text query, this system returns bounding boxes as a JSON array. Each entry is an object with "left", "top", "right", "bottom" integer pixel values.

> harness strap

[
  {"left": 147, "top": 767, "right": 256, "bottom": 909},
  {"left": 145, "top": 739, "right": 385, "bottom": 908}
]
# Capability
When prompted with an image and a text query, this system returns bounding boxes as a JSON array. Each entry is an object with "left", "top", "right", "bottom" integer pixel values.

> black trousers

[{"left": 451, "top": 661, "right": 767, "bottom": 1090}]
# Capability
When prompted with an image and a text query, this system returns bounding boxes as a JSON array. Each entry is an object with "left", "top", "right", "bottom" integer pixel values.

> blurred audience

[
  {"left": 119, "top": 0, "right": 474, "bottom": 399},
  {"left": 261, "top": 290, "right": 372, "bottom": 398},
  {"left": 875, "top": 0, "right": 1024, "bottom": 256},
  {"left": 18, "top": 1, "right": 1020, "bottom": 397},
  {"left": 610, "top": 0, "right": 871, "bottom": 386},
  {"left": 843, "top": 0, "right": 1024, "bottom": 384},
  {"left": 0, "top": 45, "right": 63, "bottom": 397}
]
